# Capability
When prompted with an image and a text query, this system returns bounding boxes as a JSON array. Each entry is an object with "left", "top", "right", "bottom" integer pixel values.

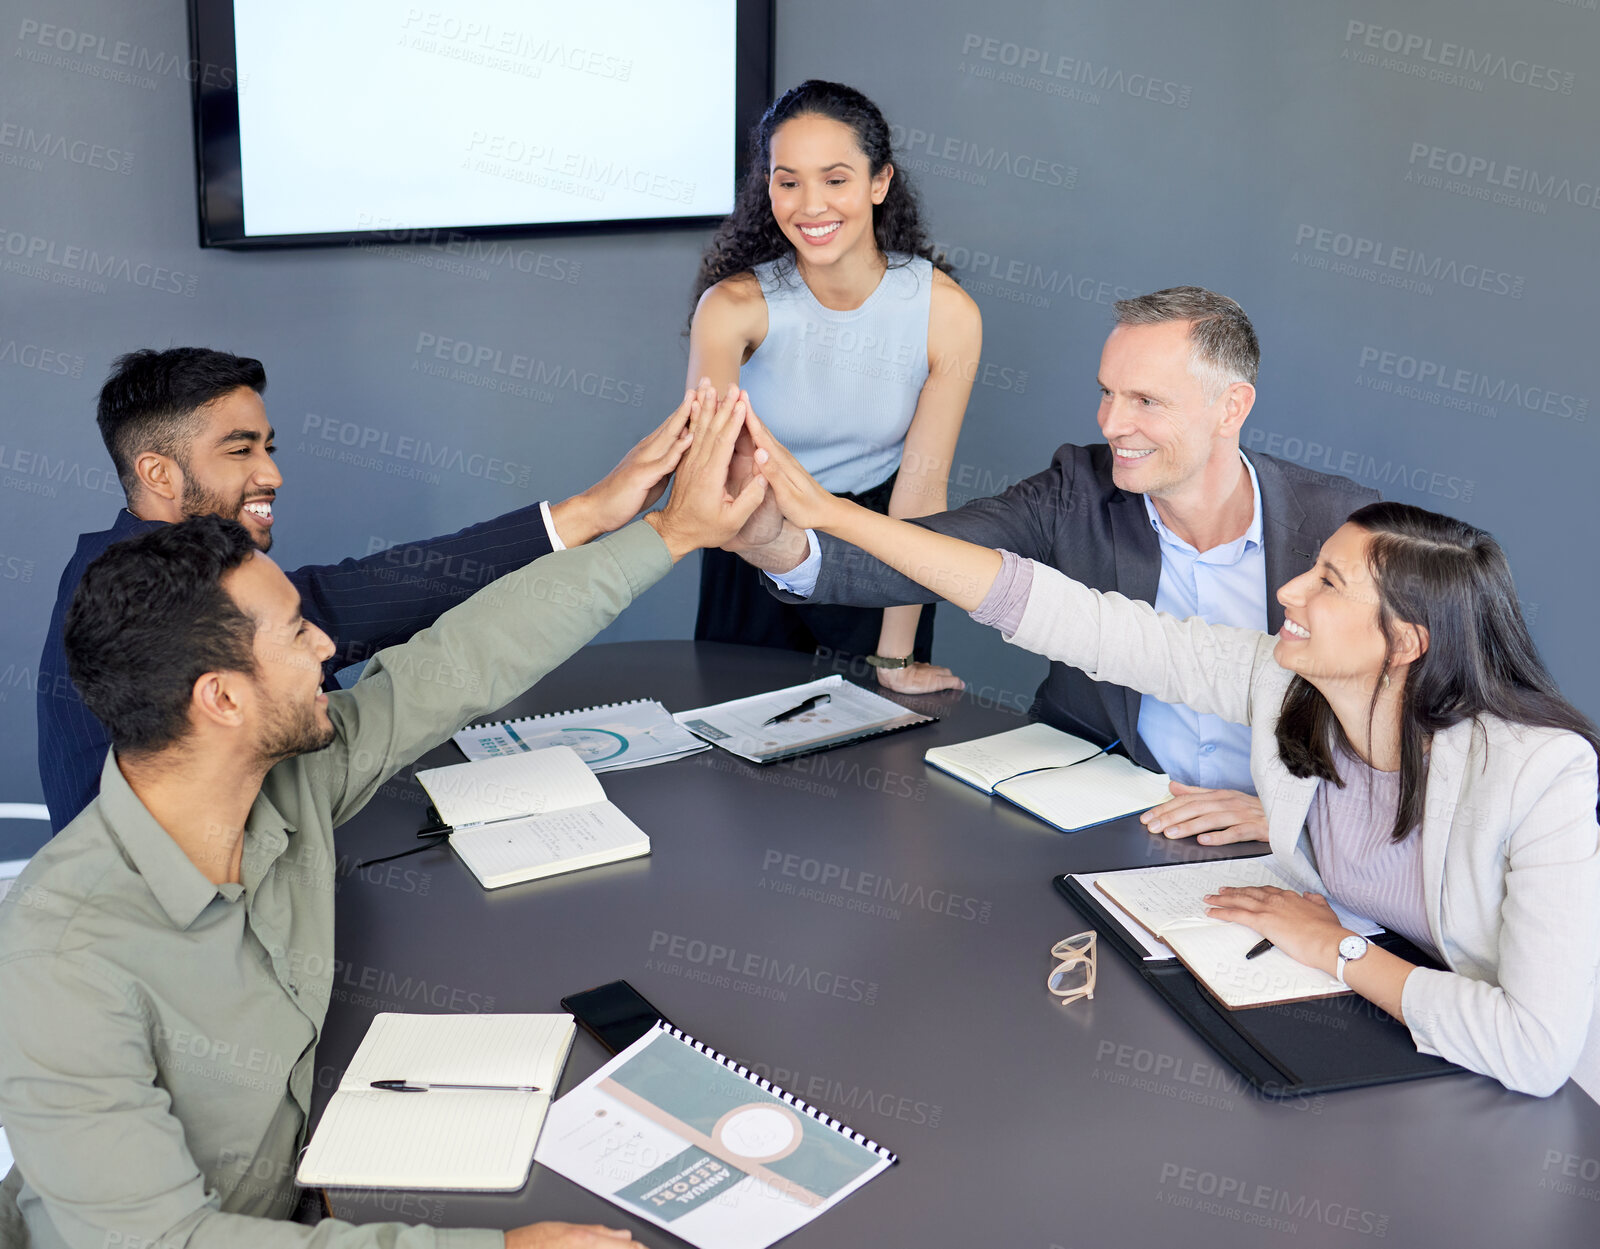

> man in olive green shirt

[{"left": 0, "top": 386, "right": 766, "bottom": 1248}]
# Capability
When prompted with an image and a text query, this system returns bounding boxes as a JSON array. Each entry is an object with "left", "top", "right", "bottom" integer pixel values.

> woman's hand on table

[
  {"left": 875, "top": 660, "right": 965, "bottom": 694},
  {"left": 1202, "top": 886, "right": 1346, "bottom": 973}
]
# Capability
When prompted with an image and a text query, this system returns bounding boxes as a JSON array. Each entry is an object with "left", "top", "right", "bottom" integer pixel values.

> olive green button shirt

[{"left": 0, "top": 522, "right": 672, "bottom": 1248}]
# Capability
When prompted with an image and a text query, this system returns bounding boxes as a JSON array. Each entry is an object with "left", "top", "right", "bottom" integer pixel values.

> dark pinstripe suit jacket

[
  {"left": 36, "top": 503, "right": 556, "bottom": 831},
  {"left": 775, "top": 445, "right": 1378, "bottom": 773}
]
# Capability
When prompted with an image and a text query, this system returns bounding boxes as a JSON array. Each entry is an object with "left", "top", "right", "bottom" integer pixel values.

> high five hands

[{"left": 643, "top": 380, "right": 769, "bottom": 561}]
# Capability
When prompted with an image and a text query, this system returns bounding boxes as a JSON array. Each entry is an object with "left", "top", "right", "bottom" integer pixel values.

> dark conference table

[{"left": 320, "top": 642, "right": 1600, "bottom": 1248}]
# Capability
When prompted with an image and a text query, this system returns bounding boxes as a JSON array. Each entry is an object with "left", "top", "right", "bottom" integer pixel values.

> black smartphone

[{"left": 561, "top": 979, "right": 673, "bottom": 1054}]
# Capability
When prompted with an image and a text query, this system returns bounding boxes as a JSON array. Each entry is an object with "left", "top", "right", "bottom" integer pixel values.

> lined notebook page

[
  {"left": 1095, "top": 857, "right": 1304, "bottom": 938},
  {"left": 997, "top": 754, "right": 1172, "bottom": 828},
  {"left": 1160, "top": 924, "right": 1346, "bottom": 1009},
  {"left": 450, "top": 803, "right": 649, "bottom": 888},
  {"left": 1094, "top": 859, "right": 1384, "bottom": 943},
  {"left": 342, "top": 1013, "right": 576, "bottom": 1087},
  {"left": 417, "top": 745, "right": 603, "bottom": 825},
  {"left": 298, "top": 1089, "right": 547, "bottom": 1189},
  {"left": 926, "top": 723, "right": 1102, "bottom": 791},
  {"left": 297, "top": 1013, "right": 576, "bottom": 1190}
]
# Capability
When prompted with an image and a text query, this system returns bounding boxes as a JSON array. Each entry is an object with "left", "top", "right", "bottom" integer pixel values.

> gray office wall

[{"left": 2, "top": 1, "right": 1595, "bottom": 804}]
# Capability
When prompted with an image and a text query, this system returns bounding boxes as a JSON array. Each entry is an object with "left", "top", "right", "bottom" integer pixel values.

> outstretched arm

[
  {"left": 311, "top": 384, "right": 764, "bottom": 825},
  {"left": 749, "top": 409, "right": 1002, "bottom": 611},
  {"left": 546, "top": 398, "right": 696, "bottom": 546},
  {"left": 751, "top": 410, "right": 1274, "bottom": 726}
]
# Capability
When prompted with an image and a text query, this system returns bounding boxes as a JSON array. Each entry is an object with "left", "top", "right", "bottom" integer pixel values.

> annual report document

[{"left": 535, "top": 1022, "right": 896, "bottom": 1249}]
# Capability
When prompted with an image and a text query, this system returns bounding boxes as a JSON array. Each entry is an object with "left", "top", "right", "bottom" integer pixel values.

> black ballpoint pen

[
  {"left": 763, "top": 693, "right": 830, "bottom": 726},
  {"left": 371, "top": 1079, "right": 541, "bottom": 1093},
  {"left": 1244, "top": 937, "right": 1273, "bottom": 960}
]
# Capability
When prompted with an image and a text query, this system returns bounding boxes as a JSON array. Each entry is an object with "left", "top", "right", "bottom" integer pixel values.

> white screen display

[{"left": 233, "top": 1, "right": 737, "bottom": 237}]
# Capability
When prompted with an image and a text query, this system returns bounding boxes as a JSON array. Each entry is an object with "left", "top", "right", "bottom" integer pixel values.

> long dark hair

[
  {"left": 1275, "top": 500, "right": 1600, "bottom": 839},
  {"left": 689, "top": 80, "right": 951, "bottom": 315}
]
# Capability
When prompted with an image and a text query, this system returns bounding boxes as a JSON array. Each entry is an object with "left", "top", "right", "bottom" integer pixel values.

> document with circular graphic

[{"left": 534, "top": 1021, "right": 896, "bottom": 1248}]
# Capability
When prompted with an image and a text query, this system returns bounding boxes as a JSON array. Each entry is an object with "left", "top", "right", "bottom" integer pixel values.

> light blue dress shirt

[
  {"left": 767, "top": 454, "right": 1268, "bottom": 793},
  {"left": 1136, "top": 455, "right": 1265, "bottom": 792}
]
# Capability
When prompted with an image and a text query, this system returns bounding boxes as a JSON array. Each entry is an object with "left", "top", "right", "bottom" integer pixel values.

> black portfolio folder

[{"left": 1055, "top": 872, "right": 1467, "bottom": 1097}]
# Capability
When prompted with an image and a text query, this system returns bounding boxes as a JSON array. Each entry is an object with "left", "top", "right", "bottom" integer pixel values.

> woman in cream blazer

[{"left": 751, "top": 420, "right": 1600, "bottom": 1097}]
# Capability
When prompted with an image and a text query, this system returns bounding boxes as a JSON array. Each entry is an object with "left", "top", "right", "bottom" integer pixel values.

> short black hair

[
  {"left": 65, "top": 515, "right": 260, "bottom": 755},
  {"left": 97, "top": 348, "right": 268, "bottom": 497}
]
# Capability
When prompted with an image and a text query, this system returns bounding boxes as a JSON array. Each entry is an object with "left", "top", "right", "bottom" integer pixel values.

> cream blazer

[{"left": 1007, "top": 561, "right": 1600, "bottom": 1097}]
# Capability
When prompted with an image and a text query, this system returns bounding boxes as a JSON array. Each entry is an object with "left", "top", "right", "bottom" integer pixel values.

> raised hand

[
  {"left": 548, "top": 392, "right": 695, "bottom": 546},
  {"left": 746, "top": 408, "right": 846, "bottom": 533},
  {"left": 645, "top": 384, "right": 767, "bottom": 560},
  {"left": 724, "top": 408, "right": 786, "bottom": 551}
]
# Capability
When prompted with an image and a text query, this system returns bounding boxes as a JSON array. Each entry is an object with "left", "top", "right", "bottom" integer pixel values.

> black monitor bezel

[{"left": 187, "top": 0, "right": 774, "bottom": 249}]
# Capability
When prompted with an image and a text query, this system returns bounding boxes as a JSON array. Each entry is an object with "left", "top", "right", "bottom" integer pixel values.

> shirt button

[{"left": 1201, "top": 744, "right": 1217, "bottom": 754}]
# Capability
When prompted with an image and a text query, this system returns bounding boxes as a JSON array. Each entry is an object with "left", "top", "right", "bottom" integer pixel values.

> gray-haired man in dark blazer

[{"left": 728, "top": 287, "right": 1378, "bottom": 846}]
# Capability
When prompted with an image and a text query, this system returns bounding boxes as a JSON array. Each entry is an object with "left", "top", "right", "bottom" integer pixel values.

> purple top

[
  {"left": 1306, "top": 749, "right": 1437, "bottom": 959},
  {"left": 970, "top": 549, "right": 1034, "bottom": 634},
  {"left": 975, "top": 556, "right": 1438, "bottom": 958}
]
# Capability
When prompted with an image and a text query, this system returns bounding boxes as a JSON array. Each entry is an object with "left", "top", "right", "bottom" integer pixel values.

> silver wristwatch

[
  {"left": 865, "top": 653, "right": 914, "bottom": 670},
  {"left": 1335, "top": 934, "right": 1369, "bottom": 986}
]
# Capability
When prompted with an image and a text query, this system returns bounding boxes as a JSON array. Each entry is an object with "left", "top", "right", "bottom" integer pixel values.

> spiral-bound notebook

[
  {"left": 535, "top": 1021, "right": 897, "bottom": 1249},
  {"left": 452, "top": 698, "right": 708, "bottom": 770}
]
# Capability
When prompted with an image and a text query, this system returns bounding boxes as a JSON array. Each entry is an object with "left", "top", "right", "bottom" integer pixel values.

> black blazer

[
  {"left": 781, "top": 445, "right": 1379, "bottom": 771},
  {"left": 37, "top": 502, "right": 556, "bottom": 830}
]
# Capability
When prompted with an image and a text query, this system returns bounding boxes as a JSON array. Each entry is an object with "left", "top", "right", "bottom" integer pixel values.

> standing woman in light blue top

[{"left": 687, "top": 80, "right": 983, "bottom": 694}]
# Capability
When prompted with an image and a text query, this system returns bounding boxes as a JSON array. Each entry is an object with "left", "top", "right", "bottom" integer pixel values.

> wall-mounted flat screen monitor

[{"left": 189, "top": 0, "right": 773, "bottom": 248}]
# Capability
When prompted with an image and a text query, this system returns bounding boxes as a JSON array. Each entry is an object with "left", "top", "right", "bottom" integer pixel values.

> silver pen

[{"left": 370, "top": 1079, "right": 541, "bottom": 1093}]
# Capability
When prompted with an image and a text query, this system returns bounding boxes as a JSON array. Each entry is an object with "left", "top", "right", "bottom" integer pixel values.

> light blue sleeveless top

[{"left": 739, "top": 253, "right": 933, "bottom": 495}]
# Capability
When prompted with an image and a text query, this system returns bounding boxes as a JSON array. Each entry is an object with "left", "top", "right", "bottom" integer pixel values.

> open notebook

[
  {"left": 415, "top": 746, "right": 649, "bottom": 889},
  {"left": 925, "top": 722, "right": 1173, "bottom": 831},
  {"left": 1090, "top": 858, "right": 1383, "bottom": 1010},
  {"left": 297, "top": 1013, "right": 576, "bottom": 1190}
]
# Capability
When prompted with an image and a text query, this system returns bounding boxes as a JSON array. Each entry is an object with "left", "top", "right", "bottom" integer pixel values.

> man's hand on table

[
  {"left": 1140, "top": 782, "right": 1269, "bottom": 845},
  {"left": 505, "top": 1221, "right": 633, "bottom": 1248}
]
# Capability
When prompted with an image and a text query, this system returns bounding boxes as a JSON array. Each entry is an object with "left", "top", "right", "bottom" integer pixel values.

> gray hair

[{"left": 1112, "top": 287, "right": 1259, "bottom": 401}]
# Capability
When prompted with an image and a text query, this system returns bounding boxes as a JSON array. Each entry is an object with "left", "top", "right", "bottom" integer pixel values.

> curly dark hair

[{"left": 689, "top": 80, "right": 952, "bottom": 317}]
